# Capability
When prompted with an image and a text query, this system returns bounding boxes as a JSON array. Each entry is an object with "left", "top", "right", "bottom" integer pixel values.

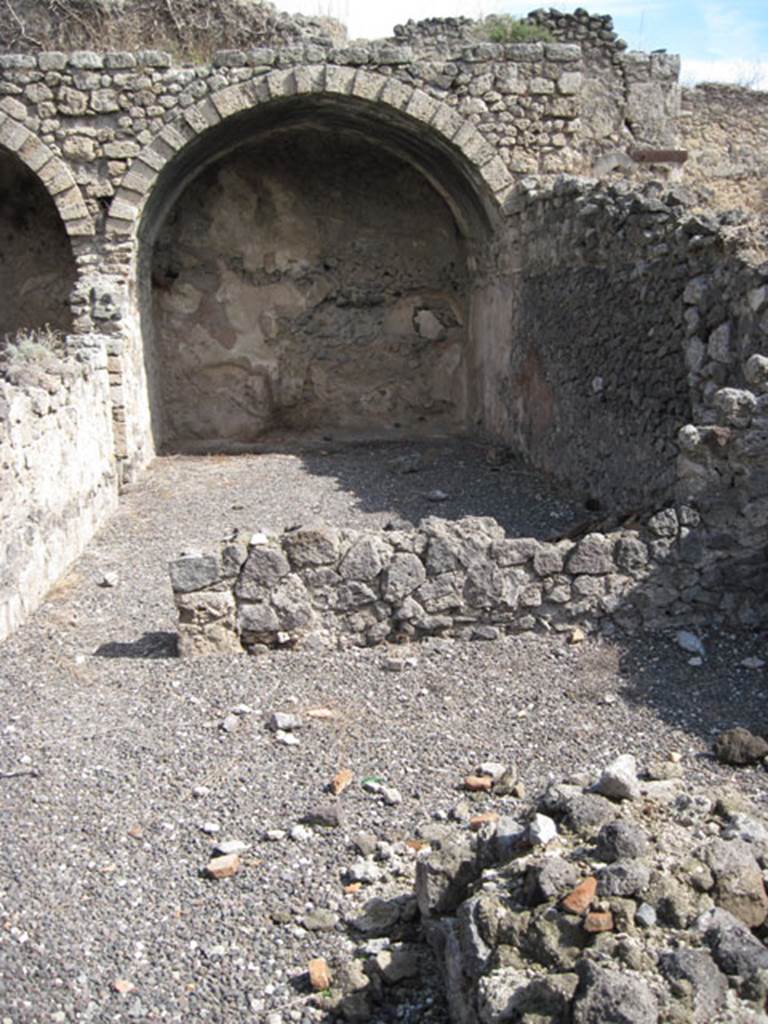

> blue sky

[{"left": 287, "top": 2, "right": 768, "bottom": 86}]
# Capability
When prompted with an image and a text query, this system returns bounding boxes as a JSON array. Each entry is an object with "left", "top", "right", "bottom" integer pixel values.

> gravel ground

[{"left": 0, "top": 440, "right": 766, "bottom": 1024}]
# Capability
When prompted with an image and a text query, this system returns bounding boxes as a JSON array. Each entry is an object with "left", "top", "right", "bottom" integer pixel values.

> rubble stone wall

[
  {"left": 681, "top": 84, "right": 768, "bottom": 217},
  {"left": 168, "top": 481, "right": 762, "bottom": 658},
  {"left": 492, "top": 181, "right": 695, "bottom": 509},
  {"left": 0, "top": 343, "right": 117, "bottom": 642}
]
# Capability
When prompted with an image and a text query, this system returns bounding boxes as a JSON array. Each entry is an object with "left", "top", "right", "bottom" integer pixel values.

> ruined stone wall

[
  {"left": 151, "top": 130, "right": 470, "bottom": 447},
  {"left": 167, "top": 180, "right": 768, "bottom": 649},
  {"left": 1, "top": 12, "right": 767, "bottom": 642},
  {"left": 0, "top": 340, "right": 117, "bottom": 642},
  {"left": 0, "top": 32, "right": 680, "bottom": 225},
  {"left": 681, "top": 84, "right": 768, "bottom": 219},
  {"left": 478, "top": 180, "right": 768, "bottom": 516}
]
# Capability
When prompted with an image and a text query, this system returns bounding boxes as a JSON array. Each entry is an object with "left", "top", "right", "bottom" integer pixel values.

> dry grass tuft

[{"left": 0, "top": 0, "right": 345, "bottom": 58}]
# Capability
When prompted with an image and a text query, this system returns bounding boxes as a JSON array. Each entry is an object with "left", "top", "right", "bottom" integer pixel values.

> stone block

[
  {"left": 382, "top": 553, "right": 427, "bottom": 603},
  {"left": 137, "top": 51, "right": 172, "bottom": 68},
  {"left": 211, "top": 84, "right": 255, "bottom": 119},
  {"left": 482, "top": 156, "right": 512, "bottom": 195},
  {"left": 38, "top": 157, "right": 72, "bottom": 195},
  {"left": 0, "top": 96, "right": 27, "bottom": 122},
  {"left": 405, "top": 89, "right": 440, "bottom": 124},
  {"left": 248, "top": 48, "right": 276, "bottom": 66},
  {"left": 38, "top": 52, "right": 68, "bottom": 71},
  {"left": 378, "top": 78, "right": 412, "bottom": 110},
  {"left": 529, "top": 78, "right": 556, "bottom": 95},
  {"left": 57, "top": 187, "right": 90, "bottom": 222},
  {"left": 213, "top": 50, "right": 248, "bottom": 68},
  {"left": 282, "top": 527, "right": 340, "bottom": 568},
  {"left": 68, "top": 52, "right": 104, "bottom": 70},
  {"left": 292, "top": 65, "right": 325, "bottom": 95},
  {"left": 238, "top": 601, "right": 280, "bottom": 634},
  {"left": 504, "top": 43, "right": 544, "bottom": 61},
  {"left": 453, "top": 123, "right": 496, "bottom": 166},
  {"left": 169, "top": 554, "right": 220, "bottom": 593},
  {"left": 109, "top": 191, "right": 142, "bottom": 222},
  {"left": 57, "top": 87, "right": 88, "bottom": 117},
  {"left": 0, "top": 54, "right": 36, "bottom": 70},
  {"left": 120, "top": 160, "right": 157, "bottom": 194},
  {"left": 90, "top": 89, "right": 120, "bottom": 114},
  {"left": 545, "top": 43, "right": 582, "bottom": 62},
  {"left": 568, "top": 534, "right": 615, "bottom": 575},
  {"left": 558, "top": 71, "right": 583, "bottom": 95},
  {"left": 237, "top": 546, "right": 291, "bottom": 599},
  {"left": 323, "top": 65, "right": 356, "bottom": 95},
  {"left": 158, "top": 123, "right": 191, "bottom": 152},
  {"left": 17, "top": 135, "right": 50, "bottom": 172},
  {"left": 104, "top": 52, "right": 137, "bottom": 69},
  {"left": 429, "top": 103, "right": 464, "bottom": 142}
]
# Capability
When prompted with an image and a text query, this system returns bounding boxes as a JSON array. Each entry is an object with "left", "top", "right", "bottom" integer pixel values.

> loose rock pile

[{"left": 309, "top": 752, "right": 768, "bottom": 1023}]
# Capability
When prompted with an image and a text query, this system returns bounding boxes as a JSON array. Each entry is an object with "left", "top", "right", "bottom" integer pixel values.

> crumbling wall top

[{"left": 0, "top": 0, "right": 347, "bottom": 58}]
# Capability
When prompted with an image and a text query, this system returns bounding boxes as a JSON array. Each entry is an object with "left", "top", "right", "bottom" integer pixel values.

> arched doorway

[{"left": 0, "top": 145, "right": 77, "bottom": 338}]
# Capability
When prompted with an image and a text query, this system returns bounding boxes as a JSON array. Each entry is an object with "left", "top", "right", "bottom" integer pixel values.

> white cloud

[
  {"left": 681, "top": 56, "right": 768, "bottom": 88},
  {"left": 699, "top": 1, "right": 768, "bottom": 61}
]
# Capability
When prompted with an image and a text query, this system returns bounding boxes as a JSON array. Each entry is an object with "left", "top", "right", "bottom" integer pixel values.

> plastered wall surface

[{"left": 151, "top": 130, "right": 470, "bottom": 447}]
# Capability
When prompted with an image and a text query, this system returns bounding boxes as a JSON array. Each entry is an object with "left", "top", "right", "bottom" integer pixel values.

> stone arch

[
  {"left": 106, "top": 67, "right": 513, "bottom": 239},
  {"left": 109, "top": 67, "right": 515, "bottom": 459},
  {"left": 0, "top": 113, "right": 93, "bottom": 237}
]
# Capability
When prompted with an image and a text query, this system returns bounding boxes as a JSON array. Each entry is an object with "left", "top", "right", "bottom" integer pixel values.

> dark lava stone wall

[{"left": 500, "top": 182, "right": 694, "bottom": 511}]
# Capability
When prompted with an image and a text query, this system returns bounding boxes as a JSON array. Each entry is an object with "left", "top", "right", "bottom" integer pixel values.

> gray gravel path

[{"left": 0, "top": 440, "right": 766, "bottom": 1023}]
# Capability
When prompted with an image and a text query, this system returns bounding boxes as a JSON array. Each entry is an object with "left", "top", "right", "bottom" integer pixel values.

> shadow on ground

[
  {"left": 94, "top": 631, "right": 178, "bottom": 658},
  {"left": 293, "top": 438, "right": 586, "bottom": 539},
  {"left": 616, "top": 630, "right": 768, "bottom": 745}
]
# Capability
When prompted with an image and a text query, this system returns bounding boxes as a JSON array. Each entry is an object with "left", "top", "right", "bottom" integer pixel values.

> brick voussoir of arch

[
  {"left": 0, "top": 112, "right": 93, "bottom": 235},
  {"left": 106, "top": 67, "right": 513, "bottom": 238}
]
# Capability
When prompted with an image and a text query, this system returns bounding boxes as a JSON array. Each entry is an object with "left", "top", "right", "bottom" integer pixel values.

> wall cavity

[
  {"left": 150, "top": 128, "right": 471, "bottom": 447},
  {"left": 0, "top": 147, "right": 77, "bottom": 338}
]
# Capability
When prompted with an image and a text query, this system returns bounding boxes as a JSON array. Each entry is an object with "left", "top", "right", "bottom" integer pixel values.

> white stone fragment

[
  {"left": 348, "top": 859, "right": 382, "bottom": 884},
  {"left": 213, "top": 839, "right": 249, "bottom": 856},
  {"left": 528, "top": 814, "right": 558, "bottom": 846},
  {"left": 275, "top": 730, "right": 300, "bottom": 747},
  {"left": 594, "top": 754, "right": 641, "bottom": 801},
  {"left": 677, "top": 630, "right": 706, "bottom": 658},
  {"left": 269, "top": 712, "right": 302, "bottom": 732}
]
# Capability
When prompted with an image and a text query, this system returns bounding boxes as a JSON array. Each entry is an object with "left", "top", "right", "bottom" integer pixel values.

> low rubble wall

[
  {"left": 0, "top": 342, "right": 117, "bottom": 641},
  {"left": 168, "top": 499, "right": 755, "bottom": 656}
]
